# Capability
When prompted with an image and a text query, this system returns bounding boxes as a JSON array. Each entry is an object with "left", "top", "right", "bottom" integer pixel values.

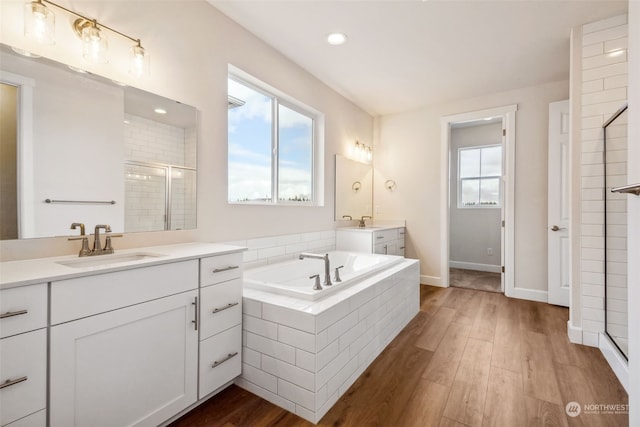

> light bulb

[
  {"left": 24, "top": 0, "right": 55, "bottom": 45},
  {"left": 129, "top": 42, "right": 146, "bottom": 78},
  {"left": 81, "top": 21, "right": 108, "bottom": 63}
]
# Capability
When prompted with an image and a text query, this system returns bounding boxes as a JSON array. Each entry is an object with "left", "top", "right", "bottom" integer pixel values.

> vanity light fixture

[
  {"left": 327, "top": 32, "right": 347, "bottom": 46},
  {"left": 23, "top": 0, "right": 148, "bottom": 76},
  {"left": 353, "top": 140, "right": 373, "bottom": 163}
]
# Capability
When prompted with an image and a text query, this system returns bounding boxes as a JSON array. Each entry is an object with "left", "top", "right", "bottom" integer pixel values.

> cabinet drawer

[
  {"left": 199, "top": 325, "right": 241, "bottom": 398},
  {"left": 1, "top": 329, "right": 47, "bottom": 426},
  {"left": 200, "top": 279, "right": 242, "bottom": 341},
  {"left": 0, "top": 284, "right": 47, "bottom": 338},
  {"left": 373, "top": 229, "right": 397, "bottom": 244},
  {"left": 51, "top": 260, "right": 198, "bottom": 325},
  {"left": 200, "top": 253, "right": 243, "bottom": 287}
]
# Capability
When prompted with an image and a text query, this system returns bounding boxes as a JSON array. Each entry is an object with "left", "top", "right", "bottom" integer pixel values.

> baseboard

[
  {"left": 505, "top": 287, "right": 548, "bottom": 303},
  {"left": 449, "top": 261, "right": 501, "bottom": 273},
  {"left": 567, "top": 320, "right": 582, "bottom": 344},
  {"left": 421, "top": 275, "right": 444, "bottom": 287},
  {"left": 599, "top": 332, "right": 629, "bottom": 393}
]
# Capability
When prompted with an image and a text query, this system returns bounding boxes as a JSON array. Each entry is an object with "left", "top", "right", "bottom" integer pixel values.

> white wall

[
  {"left": 626, "top": 2, "right": 639, "bottom": 424},
  {"left": 375, "top": 80, "right": 568, "bottom": 290},
  {"left": 0, "top": 0, "right": 373, "bottom": 260},
  {"left": 449, "top": 122, "right": 502, "bottom": 270}
]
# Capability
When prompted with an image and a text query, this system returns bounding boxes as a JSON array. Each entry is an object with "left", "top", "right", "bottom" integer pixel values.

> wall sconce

[
  {"left": 353, "top": 140, "right": 373, "bottom": 163},
  {"left": 22, "top": 0, "right": 147, "bottom": 76}
]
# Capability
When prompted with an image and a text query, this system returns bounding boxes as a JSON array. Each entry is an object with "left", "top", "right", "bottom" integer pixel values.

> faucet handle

[
  {"left": 309, "top": 274, "right": 323, "bottom": 291},
  {"left": 334, "top": 265, "right": 344, "bottom": 282},
  {"left": 103, "top": 233, "right": 123, "bottom": 255}
]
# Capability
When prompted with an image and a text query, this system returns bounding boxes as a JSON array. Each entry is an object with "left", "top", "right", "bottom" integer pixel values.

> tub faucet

[{"left": 299, "top": 253, "right": 332, "bottom": 286}]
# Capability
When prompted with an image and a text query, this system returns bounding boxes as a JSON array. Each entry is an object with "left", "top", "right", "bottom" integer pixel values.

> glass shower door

[{"left": 603, "top": 104, "right": 628, "bottom": 360}]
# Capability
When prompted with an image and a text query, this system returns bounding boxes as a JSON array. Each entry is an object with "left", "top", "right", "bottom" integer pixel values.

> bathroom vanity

[
  {"left": 0, "top": 242, "right": 244, "bottom": 427},
  {"left": 336, "top": 226, "right": 405, "bottom": 256}
]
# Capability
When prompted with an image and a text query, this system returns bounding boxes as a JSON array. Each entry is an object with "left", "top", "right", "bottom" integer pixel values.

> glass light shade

[
  {"left": 24, "top": 1, "right": 55, "bottom": 45},
  {"left": 129, "top": 43, "right": 146, "bottom": 78},
  {"left": 81, "top": 22, "right": 108, "bottom": 63}
]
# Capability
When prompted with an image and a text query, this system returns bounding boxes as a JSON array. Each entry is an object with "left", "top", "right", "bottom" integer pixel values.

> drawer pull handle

[
  {"left": 376, "top": 236, "right": 385, "bottom": 239},
  {"left": 212, "top": 266, "right": 239, "bottom": 274},
  {"left": 212, "top": 352, "right": 238, "bottom": 368},
  {"left": 0, "top": 376, "right": 27, "bottom": 389},
  {"left": 212, "top": 302, "right": 239, "bottom": 314},
  {"left": 400, "top": 246, "right": 405, "bottom": 250},
  {"left": 0, "top": 309, "right": 28, "bottom": 319},
  {"left": 399, "top": 232, "right": 405, "bottom": 235}
]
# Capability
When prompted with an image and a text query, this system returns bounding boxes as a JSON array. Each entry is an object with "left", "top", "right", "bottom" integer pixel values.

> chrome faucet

[
  {"left": 359, "top": 215, "right": 372, "bottom": 228},
  {"left": 299, "top": 253, "right": 332, "bottom": 286},
  {"left": 92, "top": 224, "right": 111, "bottom": 255}
]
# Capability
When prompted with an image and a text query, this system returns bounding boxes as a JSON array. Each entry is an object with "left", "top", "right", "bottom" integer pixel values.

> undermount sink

[{"left": 57, "top": 252, "right": 165, "bottom": 268}]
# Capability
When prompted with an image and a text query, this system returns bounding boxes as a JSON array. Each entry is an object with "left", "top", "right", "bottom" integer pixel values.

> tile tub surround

[{"left": 235, "top": 259, "right": 419, "bottom": 424}]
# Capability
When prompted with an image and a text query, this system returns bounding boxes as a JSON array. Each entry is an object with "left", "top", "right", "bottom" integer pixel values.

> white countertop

[
  {"left": 337, "top": 225, "right": 403, "bottom": 232},
  {"left": 0, "top": 242, "right": 246, "bottom": 289}
]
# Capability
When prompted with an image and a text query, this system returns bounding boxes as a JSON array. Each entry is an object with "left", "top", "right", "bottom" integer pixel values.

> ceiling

[{"left": 209, "top": 0, "right": 627, "bottom": 116}]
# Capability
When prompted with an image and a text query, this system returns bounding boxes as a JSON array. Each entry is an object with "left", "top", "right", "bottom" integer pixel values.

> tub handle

[
  {"left": 213, "top": 265, "right": 240, "bottom": 274},
  {"left": 334, "top": 265, "right": 344, "bottom": 283},
  {"left": 212, "top": 302, "right": 239, "bottom": 314},
  {"left": 212, "top": 352, "right": 238, "bottom": 369},
  {"left": 310, "top": 274, "right": 323, "bottom": 291}
]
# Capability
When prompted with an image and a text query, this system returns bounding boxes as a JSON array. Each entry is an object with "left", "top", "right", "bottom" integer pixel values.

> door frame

[{"left": 440, "top": 104, "right": 517, "bottom": 296}]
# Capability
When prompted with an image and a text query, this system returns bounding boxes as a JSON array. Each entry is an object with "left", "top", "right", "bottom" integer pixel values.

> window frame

[
  {"left": 457, "top": 144, "right": 502, "bottom": 209},
  {"left": 227, "top": 72, "right": 320, "bottom": 206}
]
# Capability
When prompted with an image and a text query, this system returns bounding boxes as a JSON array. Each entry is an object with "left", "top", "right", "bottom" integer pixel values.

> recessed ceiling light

[
  {"left": 327, "top": 32, "right": 347, "bottom": 46},
  {"left": 154, "top": 108, "right": 167, "bottom": 115}
]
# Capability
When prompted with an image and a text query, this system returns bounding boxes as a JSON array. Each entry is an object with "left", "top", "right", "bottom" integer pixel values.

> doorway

[
  {"left": 440, "top": 105, "right": 517, "bottom": 295},
  {"left": 449, "top": 120, "right": 503, "bottom": 293}
]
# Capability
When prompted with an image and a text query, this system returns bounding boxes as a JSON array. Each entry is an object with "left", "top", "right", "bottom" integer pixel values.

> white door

[
  {"left": 548, "top": 100, "right": 570, "bottom": 306},
  {"left": 50, "top": 291, "right": 198, "bottom": 427}
]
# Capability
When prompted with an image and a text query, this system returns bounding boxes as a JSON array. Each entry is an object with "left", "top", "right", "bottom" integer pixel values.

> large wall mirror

[
  {"left": 0, "top": 45, "right": 197, "bottom": 240},
  {"left": 334, "top": 154, "right": 372, "bottom": 221}
]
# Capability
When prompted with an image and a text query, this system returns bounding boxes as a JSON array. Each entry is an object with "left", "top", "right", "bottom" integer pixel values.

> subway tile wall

[
  {"left": 580, "top": 14, "right": 628, "bottom": 346},
  {"left": 224, "top": 230, "right": 337, "bottom": 268}
]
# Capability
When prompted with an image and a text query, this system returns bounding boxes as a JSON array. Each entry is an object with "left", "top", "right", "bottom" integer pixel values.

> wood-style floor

[{"left": 170, "top": 285, "right": 628, "bottom": 427}]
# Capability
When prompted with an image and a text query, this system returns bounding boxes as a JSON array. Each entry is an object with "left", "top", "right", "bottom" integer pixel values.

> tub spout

[{"left": 299, "top": 252, "right": 332, "bottom": 286}]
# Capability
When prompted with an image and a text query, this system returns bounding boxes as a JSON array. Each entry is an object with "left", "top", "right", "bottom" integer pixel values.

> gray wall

[{"left": 449, "top": 122, "right": 502, "bottom": 270}]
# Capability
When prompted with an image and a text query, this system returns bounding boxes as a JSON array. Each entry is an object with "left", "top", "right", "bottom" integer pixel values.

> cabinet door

[
  {"left": 50, "top": 291, "right": 198, "bottom": 427},
  {"left": 0, "top": 329, "right": 46, "bottom": 426}
]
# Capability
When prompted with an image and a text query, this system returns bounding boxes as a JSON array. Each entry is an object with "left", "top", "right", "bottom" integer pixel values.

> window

[
  {"left": 227, "top": 74, "right": 317, "bottom": 204},
  {"left": 458, "top": 145, "right": 502, "bottom": 207}
]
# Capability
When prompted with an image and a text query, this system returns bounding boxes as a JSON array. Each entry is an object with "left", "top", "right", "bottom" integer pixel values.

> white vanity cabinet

[
  {"left": 0, "top": 283, "right": 47, "bottom": 427},
  {"left": 49, "top": 261, "right": 200, "bottom": 427},
  {"left": 336, "top": 227, "right": 405, "bottom": 256},
  {"left": 198, "top": 252, "right": 243, "bottom": 398}
]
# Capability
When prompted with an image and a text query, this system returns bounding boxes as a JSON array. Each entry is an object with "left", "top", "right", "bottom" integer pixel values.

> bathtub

[{"left": 243, "top": 251, "right": 404, "bottom": 301}]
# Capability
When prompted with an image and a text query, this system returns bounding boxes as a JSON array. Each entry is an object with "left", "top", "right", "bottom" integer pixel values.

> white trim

[
  {"left": 599, "top": 332, "right": 629, "bottom": 393},
  {"left": 449, "top": 261, "right": 501, "bottom": 273},
  {"left": 440, "top": 104, "right": 517, "bottom": 293},
  {"left": 567, "top": 320, "right": 583, "bottom": 344},
  {"left": 0, "top": 71, "right": 35, "bottom": 239},
  {"left": 508, "top": 287, "right": 548, "bottom": 303},
  {"left": 420, "top": 275, "right": 444, "bottom": 287}
]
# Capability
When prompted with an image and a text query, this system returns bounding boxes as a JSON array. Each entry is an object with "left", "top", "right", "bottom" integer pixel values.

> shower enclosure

[{"left": 603, "top": 103, "right": 629, "bottom": 360}]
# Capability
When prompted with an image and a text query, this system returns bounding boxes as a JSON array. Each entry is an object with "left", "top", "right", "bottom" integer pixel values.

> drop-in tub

[{"left": 243, "top": 251, "right": 404, "bottom": 301}]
